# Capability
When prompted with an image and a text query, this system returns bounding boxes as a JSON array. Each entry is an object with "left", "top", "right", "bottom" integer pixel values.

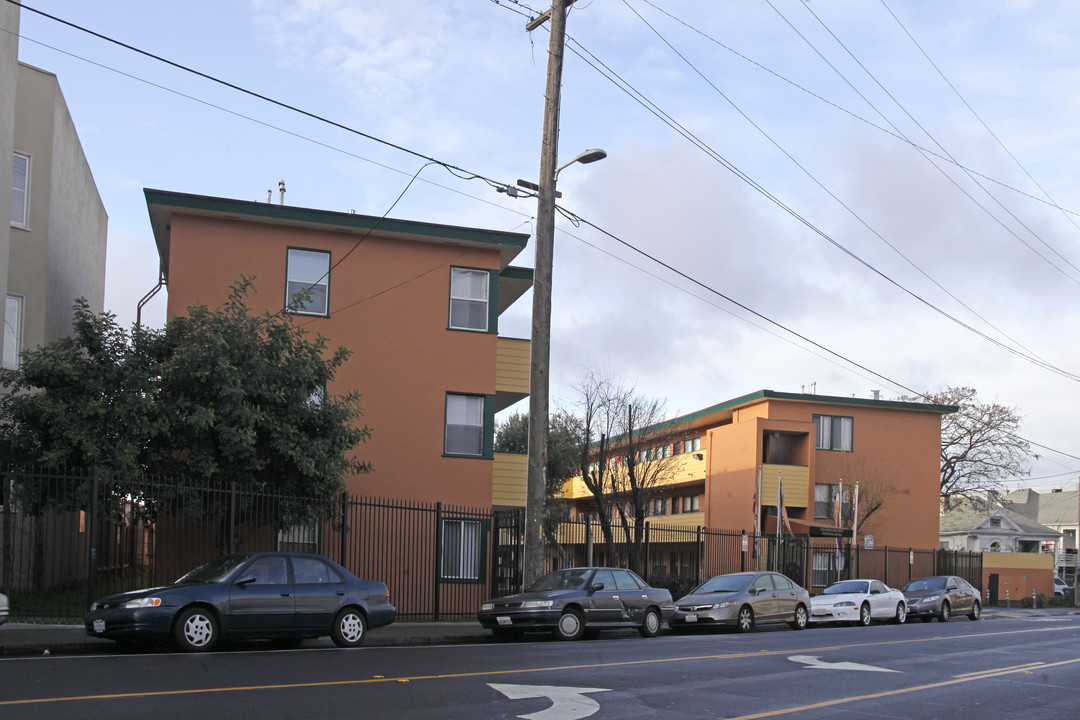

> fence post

[
  {"left": 433, "top": 502, "right": 442, "bottom": 623},
  {"left": 87, "top": 467, "right": 99, "bottom": 612},
  {"left": 586, "top": 520, "right": 593, "bottom": 566},
  {"left": 228, "top": 480, "right": 237, "bottom": 554},
  {"left": 339, "top": 491, "right": 348, "bottom": 567},
  {"left": 643, "top": 521, "right": 651, "bottom": 579},
  {"left": 2, "top": 466, "right": 12, "bottom": 595}
]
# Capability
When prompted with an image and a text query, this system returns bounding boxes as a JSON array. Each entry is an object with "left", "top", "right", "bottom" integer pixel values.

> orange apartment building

[
  {"left": 561, "top": 390, "right": 956, "bottom": 550},
  {"left": 146, "top": 189, "right": 532, "bottom": 509}
]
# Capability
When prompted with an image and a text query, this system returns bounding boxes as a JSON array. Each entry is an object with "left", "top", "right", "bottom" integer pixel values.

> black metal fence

[{"left": 1, "top": 467, "right": 982, "bottom": 624}]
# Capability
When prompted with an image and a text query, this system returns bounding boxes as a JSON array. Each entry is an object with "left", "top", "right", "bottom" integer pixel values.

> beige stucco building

[{"left": 2, "top": 5, "right": 106, "bottom": 371}]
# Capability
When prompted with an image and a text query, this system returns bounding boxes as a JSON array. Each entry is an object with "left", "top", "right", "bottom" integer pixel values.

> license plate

[
  {"left": 496, "top": 616, "right": 512, "bottom": 626},
  {"left": 93, "top": 619, "right": 105, "bottom": 633},
  {"left": 684, "top": 613, "right": 698, "bottom": 622}
]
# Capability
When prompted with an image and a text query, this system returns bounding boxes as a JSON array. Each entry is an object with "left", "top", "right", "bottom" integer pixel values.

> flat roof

[
  {"left": 145, "top": 188, "right": 531, "bottom": 279},
  {"left": 633, "top": 389, "right": 958, "bottom": 439}
]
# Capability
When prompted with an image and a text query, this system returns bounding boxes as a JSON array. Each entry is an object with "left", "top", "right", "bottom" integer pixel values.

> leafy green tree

[
  {"left": 0, "top": 279, "right": 370, "bottom": 516},
  {"left": 0, "top": 299, "right": 159, "bottom": 472},
  {"left": 495, "top": 410, "right": 582, "bottom": 500}
]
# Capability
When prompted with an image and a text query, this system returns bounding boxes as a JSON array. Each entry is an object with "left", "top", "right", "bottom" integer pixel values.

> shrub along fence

[{"left": 0, "top": 467, "right": 981, "bottom": 623}]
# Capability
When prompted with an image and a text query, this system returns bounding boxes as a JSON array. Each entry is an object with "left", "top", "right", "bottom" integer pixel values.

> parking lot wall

[{"left": 983, "top": 552, "right": 1055, "bottom": 604}]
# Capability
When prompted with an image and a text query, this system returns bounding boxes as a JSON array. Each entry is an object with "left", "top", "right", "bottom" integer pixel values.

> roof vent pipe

[{"left": 278, "top": 179, "right": 286, "bottom": 205}]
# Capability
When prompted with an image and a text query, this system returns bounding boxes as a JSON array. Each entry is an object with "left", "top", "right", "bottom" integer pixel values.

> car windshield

[
  {"left": 823, "top": 581, "right": 869, "bottom": 595},
  {"left": 527, "top": 569, "right": 593, "bottom": 592},
  {"left": 903, "top": 577, "right": 946, "bottom": 592},
  {"left": 175, "top": 554, "right": 254, "bottom": 584},
  {"left": 691, "top": 575, "right": 752, "bottom": 594}
]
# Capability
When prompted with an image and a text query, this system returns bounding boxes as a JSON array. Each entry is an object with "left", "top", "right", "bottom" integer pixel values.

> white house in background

[
  {"left": 2, "top": 4, "right": 107, "bottom": 372},
  {"left": 939, "top": 501, "right": 1061, "bottom": 555},
  {"left": 1006, "top": 485, "right": 1079, "bottom": 584}
]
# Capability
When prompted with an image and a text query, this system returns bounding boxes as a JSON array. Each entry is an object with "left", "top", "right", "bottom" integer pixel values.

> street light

[
  {"left": 523, "top": 146, "right": 606, "bottom": 588},
  {"left": 556, "top": 148, "right": 607, "bottom": 179}
]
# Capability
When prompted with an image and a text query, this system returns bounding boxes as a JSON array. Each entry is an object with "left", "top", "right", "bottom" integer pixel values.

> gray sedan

[
  {"left": 902, "top": 575, "right": 981, "bottom": 621},
  {"left": 670, "top": 571, "right": 810, "bottom": 633},
  {"left": 478, "top": 567, "right": 675, "bottom": 641}
]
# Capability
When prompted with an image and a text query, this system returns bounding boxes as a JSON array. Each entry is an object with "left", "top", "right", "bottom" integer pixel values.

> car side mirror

[
  {"left": 236, "top": 575, "right": 257, "bottom": 586},
  {"left": 947, "top": 585, "right": 957, "bottom": 591},
  {"left": 590, "top": 583, "right": 605, "bottom": 592},
  {"left": 871, "top": 589, "right": 880, "bottom": 595}
]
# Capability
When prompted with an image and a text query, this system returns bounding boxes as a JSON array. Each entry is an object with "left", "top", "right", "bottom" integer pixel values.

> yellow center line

[
  {"left": 1, "top": 624, "right": 1077, "bottom": 707},
  {"left": 952, "top": 661, "right": 1044, "bottom": 678},
  {"left": 721, "top": 658, "right": 1080, "bottom": 720}
]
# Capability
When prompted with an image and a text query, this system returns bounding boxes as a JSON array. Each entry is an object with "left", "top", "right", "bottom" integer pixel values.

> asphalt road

[{"left": 2, "top": 616, "right": 1078, "bottom": 719}]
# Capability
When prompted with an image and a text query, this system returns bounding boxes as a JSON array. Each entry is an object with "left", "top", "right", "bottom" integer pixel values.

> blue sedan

[{"left": 84, "top": 552, "right": 395, "bottom": 652}]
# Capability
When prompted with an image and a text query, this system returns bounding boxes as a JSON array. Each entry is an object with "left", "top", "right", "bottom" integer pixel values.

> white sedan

[{"left": 810, "top": 579, "right": 907, "bottom": 626}]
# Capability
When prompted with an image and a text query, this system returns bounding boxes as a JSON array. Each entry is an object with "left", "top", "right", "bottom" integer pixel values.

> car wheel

[
  {"left": 790, "top": 604, "right": 808, "bottom": 631},
  {"left": 331, "top": 608, "right": 367, "bottom": 648},
  {"left": 555, "top": 608, "right": 585, "bottom": 641},
  {"left": 736, "top": 605, "right": 755, "bottom": 633},
  {"left": 857, "top": 602, "right": 872, "bottom": 627},
  {"left": 968, "top": 601, "right": 981, "bottom": 621},
  {"left": 639, "top": 607, "right": 662, "bottom": 638},
  {"left": 893, "top": 603, "right": 906, "bottom": 625},
  {"left": 173, "top": 607, "right": 218, "bottom": 653},
  {"left": 939, "top": 602, "right": 951, "bottom": 622}
]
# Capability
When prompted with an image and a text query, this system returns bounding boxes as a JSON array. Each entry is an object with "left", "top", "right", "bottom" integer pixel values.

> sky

[{"left": 10, "top": 0, "right": 1080, "bottom": 491}]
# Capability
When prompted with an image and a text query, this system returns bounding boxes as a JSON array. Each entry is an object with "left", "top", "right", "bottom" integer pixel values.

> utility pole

[{"left": 523, "top": 0, "right": 569, "bottom": 588}]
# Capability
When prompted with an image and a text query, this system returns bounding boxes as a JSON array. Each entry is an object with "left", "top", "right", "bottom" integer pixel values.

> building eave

[{"left": 145, "top": 188, "right": 530, "bottom": 281}]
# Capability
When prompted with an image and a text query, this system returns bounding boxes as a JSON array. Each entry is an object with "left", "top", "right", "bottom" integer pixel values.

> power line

[
  {"left": 19, "top": 0, "right": 1076, "bottom": 472},
  {"left": 635, "top": 0, "right": 1080, "bottom": 222},
  {"left": 621, "top": 0, "right": 1061, "bottom": 385},
  {"left": 877, "top": 0, "right": 1080, "bottom": 252},
  {"left": 8, "top": 0, "right": 512, "bottom": 196},
  {"left": 768, "top": 0, "right": 1080, "bottom": 284},
  {"left": 561, "top": 35, "right": 1080, "bottom": 384}
]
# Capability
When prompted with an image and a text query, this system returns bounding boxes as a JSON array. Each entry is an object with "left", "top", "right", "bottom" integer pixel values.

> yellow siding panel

[
  {"left": 492, "top": 452, "right": 527, "bottom": 507},
  {"left": 760, "top": 464, "right": 809, "bottom": 508},
  {"left": 495, "top": 337, "right": 531, "bottom": 394}
]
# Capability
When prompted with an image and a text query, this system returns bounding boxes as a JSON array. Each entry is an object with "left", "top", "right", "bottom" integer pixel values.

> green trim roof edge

[
  {"left": 500, "top": 266, "right": 534, "bottom": 280},
  {"left": 610, "top": 390, "right": 958, "bottom": 443},
  {"left": 144, "top": 188, "right": 530, "bottom": 248}
]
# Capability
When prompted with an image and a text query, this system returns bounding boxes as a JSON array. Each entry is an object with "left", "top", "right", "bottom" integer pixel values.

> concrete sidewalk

[{"left": 2, "top": 606, "right": 1077, "bottom": 657}]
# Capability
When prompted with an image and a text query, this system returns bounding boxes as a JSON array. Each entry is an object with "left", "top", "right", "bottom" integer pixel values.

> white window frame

[
  {"left": 4, "top": 294, "right": 23, "bottom": 369},
  {"left": 445, "top": 394, "right": 484, "bottom": 456},
  {"left": 441, "top": 518, "right": 482, "bottom": 580},
  {"left": 285, "top": 248, "right": 330, "bottom": 316},
  {"left": 11, "top": 152, "right": 30, "bottom": 229},
  {"left": 448, "top": 268, "right": 489, "bottom": 331},
  {"left": 814, "top": 414, "right": 853, "bottom": 451}
]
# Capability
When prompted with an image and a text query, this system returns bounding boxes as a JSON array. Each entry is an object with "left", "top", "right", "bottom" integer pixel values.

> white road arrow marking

[
  {"left": 789, "top": 655, "right": 899, "bottom": 673},
  {"left": 488, "top": 683, "right": 612, "bottom": 720}
]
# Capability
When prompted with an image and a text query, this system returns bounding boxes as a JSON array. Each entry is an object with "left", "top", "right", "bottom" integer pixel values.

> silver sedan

[{"left": 670, "top": 571, "right": 810, "bottom": 633}]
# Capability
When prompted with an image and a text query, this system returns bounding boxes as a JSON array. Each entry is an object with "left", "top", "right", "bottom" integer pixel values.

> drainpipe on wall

[{"left": 136, "top": 268, "right": 166, "bottom": 329}]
